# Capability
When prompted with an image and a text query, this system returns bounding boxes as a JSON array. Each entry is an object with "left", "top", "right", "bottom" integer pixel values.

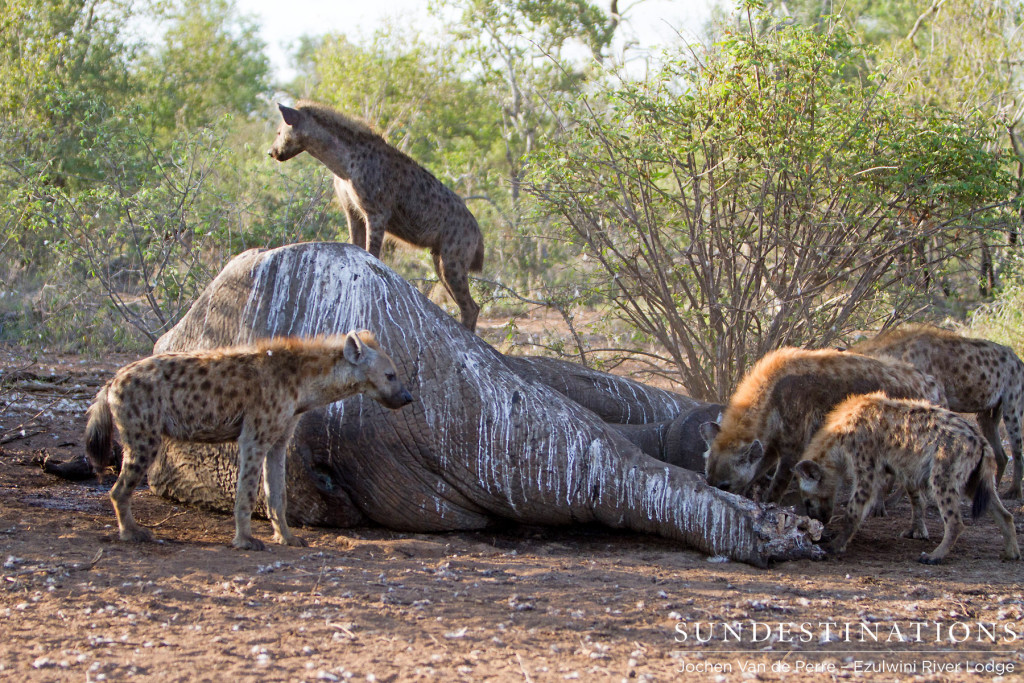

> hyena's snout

[{"left": 380, "top": 384, "right": 414, "bottom": 410}]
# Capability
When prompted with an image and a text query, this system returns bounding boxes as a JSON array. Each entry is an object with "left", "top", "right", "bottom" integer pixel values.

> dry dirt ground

[{"left": 2, "top": 341, "right": 1024, "bottom": 682}]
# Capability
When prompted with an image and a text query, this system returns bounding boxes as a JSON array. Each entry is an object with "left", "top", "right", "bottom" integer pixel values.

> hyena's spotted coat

[
  {"left": 268, "top": 101, "right": 485, "bottom": 332},
  {"left": 794, "top": 393, "right": 1020, "bottom": 564},
  {"left": 702, "top": 348, "right": 945, "bottom": 503},
  {"left": 85, "top": 331, "right": 413, "bottom": 550},
  {"left": 852, "top": 325, "right": 1024, "bottom": 498}
]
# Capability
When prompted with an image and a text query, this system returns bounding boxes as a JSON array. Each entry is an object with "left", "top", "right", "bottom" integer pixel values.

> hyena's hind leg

[
  {"left": 262, "top": 420, "right": 306, "bottom": 548},
  {"left": 977, "top": 405, "right": 1009, "bottom": 484},
  {"left": 918, "top": 481, "right": 965, "bottom": 565},
  {"left": 108, "top": 426, "right": 160, "bottom": 543},
  {"left": 988, "top": 492, "right": 1021, "bottom": 560},
  {"left": 1001, "top": 402, "right": 1024, "bottom": 499},
  {"left": 901, "top": 486, "right": 930, "bottom": 540},
  {"left": 433, "top": 248, "right": 480, "bottom": 332}
]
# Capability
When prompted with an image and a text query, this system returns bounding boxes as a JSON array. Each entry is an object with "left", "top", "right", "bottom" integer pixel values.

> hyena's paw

[
  {"left": 824, "top": 541, "right": 848, "bottom": 557},
  {"left": 1005, "top": 485, "right": 1023, "bottom": 500},
  {"left": 1001, "top": 548, "right": 1022, "bottom": 561},
  {"left": 901, "top": 528, "right": 929, "bottom": 540},
  {"left": 232, "top": 535, "right": 266, "bottom": 551},
  {"left": 120, "top": 527, "right": 156, "bottom": 543},
  {"left": 917, "top": 552, "right": 944, "bottom": 565},
  {"left": 273, "top": 533, "right": 308, "bottom": 548}
]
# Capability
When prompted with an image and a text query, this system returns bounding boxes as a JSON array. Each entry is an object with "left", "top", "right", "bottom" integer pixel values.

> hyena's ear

[
  {"left": 740, "top": 439, "right": 764, "bottom": 467},
  {"left": 698, "top": 421, "right": 720, "bottom": 446},
  {"left": 343, "top": 331, "right": 366, "bottom": 365},
  {"left": 278, "top": 103, "right": 302, "bottom": 127},
  {"left": 793, "top": 460, "right": 823, "bottom": 484}
]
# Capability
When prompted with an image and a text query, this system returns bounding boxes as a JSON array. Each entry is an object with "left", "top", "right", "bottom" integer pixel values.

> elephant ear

[
  {"left": 793, "top": 459, "right": 823, "bottom": 484},
  {"left": 698, "top": 421, "right": 720, "bottom": 446},
  {"left": 278, "top": 103, "right": 302, "bottom": 127}
]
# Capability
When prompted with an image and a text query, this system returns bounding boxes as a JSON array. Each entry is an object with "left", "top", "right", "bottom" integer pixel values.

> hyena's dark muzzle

[{"left": 380, "top": 386, "right": 414, "bottom": 410}]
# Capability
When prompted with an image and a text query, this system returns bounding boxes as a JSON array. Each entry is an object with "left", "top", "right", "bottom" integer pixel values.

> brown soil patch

[{"left": 2, "top": 342, "right": 1023, "bottom": 681}]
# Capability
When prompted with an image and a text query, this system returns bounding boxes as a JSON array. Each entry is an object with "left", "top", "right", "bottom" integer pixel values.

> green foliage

[
  {"left": 0, "top": 0, "right": 310, "bottom": 350},
  {"left": 529, "top": 12, "right": 1016, "bottom": 399},
  {"left": 970, "top": 274, "right": 1024, "bottom": 357},
  {"left": 136, "top": 0, "right": 271, "bottom": 134},
  {"left": 0, "top": 0, "right": 136, "bottom": 116},
  {"left": 0, "top": 0, "right": 139, "bottom": 185},
  {"left": 297, "top": 30, "right": 502, "bottom": 185},
  {"left": 2, "top": 0, "right": 1022, "bottom": 378}
]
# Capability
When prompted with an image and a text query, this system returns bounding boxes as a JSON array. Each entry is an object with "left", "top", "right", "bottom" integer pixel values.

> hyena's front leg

[
  {"left": 364, "top": 209, "right": 393, "bottom": 259},
  {"left": 763, "top": 447, "right": 798, "bottom": 503},
  {"left": 233, "top": 429, "right": 268, "bottom": 551},
  {"left": 334, "top": 178, "right": 368, "bottom": 251},
  {"left": 830, "top": 469, "right": 879, "bottom": 555},
  {"left": 263, "top": 420, "right": 306, "bottom": 548},
  {"left": 109, "top": 431, "right": 158, "bottom": 543},
  {"left": 344, "top": 209, "right": 368, "bottom": 251}
]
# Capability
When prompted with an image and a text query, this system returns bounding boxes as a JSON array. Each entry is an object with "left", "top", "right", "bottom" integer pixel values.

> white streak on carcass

[{"left": 154, "top": 243, "right": 820, "bottom": 564}]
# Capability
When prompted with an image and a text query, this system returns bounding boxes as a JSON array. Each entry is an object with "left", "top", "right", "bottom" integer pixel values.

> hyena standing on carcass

[
  {"left": 852, "top": 324, "right": 1024, "bottom": 498},
  {"left": 701, "top": 348, "right": 945, "bottom": 503},
  {"left": 793, "top": 392, "right": 1021, "bottom": 564},
  {"left": 268, "top": 101, "right": 486, "bottom": 332},
  {"left": 85, "top": 331, "right": 413, "bottom": 550}
]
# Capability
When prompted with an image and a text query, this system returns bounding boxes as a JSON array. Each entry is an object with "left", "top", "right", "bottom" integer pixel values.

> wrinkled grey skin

[
  {"left": 611, "top": 403, "right": 725, "bottom": 472},
  {"left": 147, "top": 243, "right": 821, "bottom": 566},
  {"left": 502, "top": 355, "right": 697, "bottom": 425}
]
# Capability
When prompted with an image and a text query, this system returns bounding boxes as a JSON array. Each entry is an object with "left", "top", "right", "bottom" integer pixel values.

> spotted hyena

[
  {"left": 84, "top": 331, "right": 413, "bottom": 550},
  {"left": 268, "top": 101, "right": 485, "bottom": 332},
  {"left": 701, "top": 348, "right": 945, "bottom": 503},
  {"left": 852, "top": 325, "right": 1024, "bottom": 498},
  {"left": 793, "top": 392, "right": 1020, "bottom": 564}
]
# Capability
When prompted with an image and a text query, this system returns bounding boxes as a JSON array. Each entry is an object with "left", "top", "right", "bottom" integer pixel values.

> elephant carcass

[
  {"left": 503, "top": 355, "right": 695, "bottom": 424},
  {"left": 149, "top": 242, "right": 822, "bottom": 566},
  {"left": 508, "top": 357, "right": 723, "bottom": 472},
  {"left": 610, "top": 403, "right": 725, "bottom": 472}
]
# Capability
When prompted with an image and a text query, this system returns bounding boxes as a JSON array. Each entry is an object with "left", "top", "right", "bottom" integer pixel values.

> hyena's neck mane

[
  {"left": 721, "top": 348, "right": 851, "bottom": 440},
  {"left": 720, "top": 347, "right": 809, "bottom": 439},
  {"left": 851, "top": 323, "right": 958, "bottom": 353},
  {"left": 252, "top": 334, "right": 380, "bottom": 375},
  {"left": 297, "top": 100, "right": 386, "bottom": 146}
]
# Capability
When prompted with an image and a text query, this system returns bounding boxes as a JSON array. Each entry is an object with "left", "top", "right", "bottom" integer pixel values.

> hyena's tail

[
  {"left": 968, "top": 444, "right": 997, "bottom": 519},
  {"left": 470, "top": 231, "right": 484, "bottom": 272},
  {"left": 84, "top": 385, "right": 115, "bottom": 477}
]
